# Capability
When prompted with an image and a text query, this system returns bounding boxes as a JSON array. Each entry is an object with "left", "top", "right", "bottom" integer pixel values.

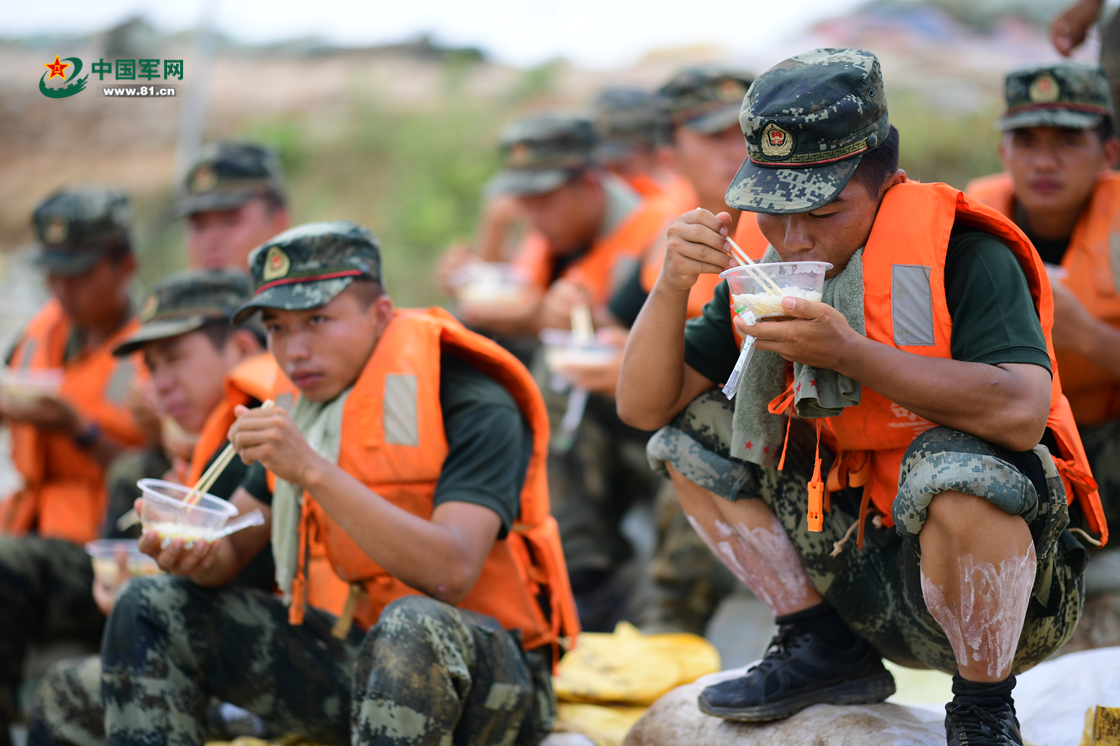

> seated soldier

[
  {"left": 455, "top": 113, "right": 668, "bottom": 337},
  {"left": 181, "top": 141, "right": 291, "bottom": 271},
  {"left": 601, "top": 67, "right": 757, "bottom": 635},
  {"left": 967, "top": 62, "right": 1120, "bottom": 539},
  {"left": 26, "top": 269, "right": 288, "bottom": 746},
  {"left": 104, "top": 142, "right": 292, "bottom": 537},
  {"left": 618, "top": 49, "right": 1103, "bottom": 746},
  {"left": 0, "top": 188, "right": 148, "bottom": 746},
  {"left": 101, "top": 223, "right": 579, "bottom": 746}
]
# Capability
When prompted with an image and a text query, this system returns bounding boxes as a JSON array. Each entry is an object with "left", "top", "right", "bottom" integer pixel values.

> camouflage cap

[
  {"left": 179, "top": 141, "right": 287, "bottom": 217},
  {"left": 32, "top": 186, "right": 132, "bottom": 276},
  {"left": 725, "top": 48, "right": 889, "bottom": 215},
  {"left": 998, "top": 62, "right": 1113, "bottom": 131},
  {"left": 232, "top": 221, "right": 382, "bottom": 323},
  {"left": 112, "top": 270, "right": 254, "bottom": 356},
  {"left": 658, "top": 66, "right": 755, "bottom": 136},
  {"left": 592, "top": 88, "right": 659, "bottom": 163},
  {"left": 488, "top": 113, "right": 596, "bottom": 196}
]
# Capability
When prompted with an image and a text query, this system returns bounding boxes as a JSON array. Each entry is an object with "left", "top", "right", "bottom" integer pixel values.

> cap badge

[
  {"left": 262, "top": 246, "right": 291, "bottom": 282},
  {"left": 43, "top": 217, "right": 68, "bottom": 244},
  {"left": 719, "top": 78, "right": 745, "bottom": 102},
  {"left": 1029, "top": 73, "right": 1061, "bottom": 104},
  {"left": 508, "top": 142, "right": 532, "bottom": 168},
  {"left": 190, "top": 165, "right": 219, "bottom": 194},
  {"left": 139, "top": 295, "right": 159, "bottom": 322},
  {"left": 760, "top": 123, "right": 795, "bottom": 159}
]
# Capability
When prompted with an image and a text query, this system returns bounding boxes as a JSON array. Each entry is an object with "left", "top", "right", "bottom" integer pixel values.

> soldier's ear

[{"left": 1101, "top": 135, "right": 1120, "bottom": 170}]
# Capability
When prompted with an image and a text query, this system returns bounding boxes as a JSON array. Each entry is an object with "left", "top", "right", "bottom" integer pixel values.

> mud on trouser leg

[
  {"left": 892, "top": 427, "right": 1087, "bottom": 675},
  {"left": 351, "top": 595, "right": 553, "bottom": 746}
]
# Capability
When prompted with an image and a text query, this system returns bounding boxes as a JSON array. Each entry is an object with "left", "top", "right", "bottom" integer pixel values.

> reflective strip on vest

[
  {"left": 891, "top": 264, "right": 935, "bottom": 347},
  {"left": 383, "top": 374, "right": 419, "bottom": 447}
]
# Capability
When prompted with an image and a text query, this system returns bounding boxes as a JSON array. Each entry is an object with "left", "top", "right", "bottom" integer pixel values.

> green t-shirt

[
  {"left": 239, "top": 352, "right": 531, "bottom": 538},
  {"left": 683, "top": 226, "right": 1052, "bottom": 384}
]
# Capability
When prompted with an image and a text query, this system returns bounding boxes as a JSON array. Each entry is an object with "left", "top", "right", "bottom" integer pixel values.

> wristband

[{"left": 73, "top": 422, "right": 101, "bottom": 449}]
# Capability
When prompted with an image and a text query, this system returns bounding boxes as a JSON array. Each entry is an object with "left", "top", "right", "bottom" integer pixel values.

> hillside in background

[{"left": 0, "top": 0, "right": 1095, "bottom": 308}]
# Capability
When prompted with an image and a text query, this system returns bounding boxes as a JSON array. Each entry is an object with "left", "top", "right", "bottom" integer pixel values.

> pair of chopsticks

[
  {"left": 570, "top": 304, "right": 594, "bottom": 346},
  {"left": 727, "top": 236, "right": 783, "bottom": 296},
  {"left": 184, "top": 400, "right": 275, "bottom": 506}
]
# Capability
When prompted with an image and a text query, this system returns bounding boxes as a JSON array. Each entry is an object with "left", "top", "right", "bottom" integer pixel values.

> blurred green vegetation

[
  {"left": 889, "top": 88, "right": 1005, "bottom": 188},
  {"left": 133, "top": 60, "right": 1010, "bottom": 304}
]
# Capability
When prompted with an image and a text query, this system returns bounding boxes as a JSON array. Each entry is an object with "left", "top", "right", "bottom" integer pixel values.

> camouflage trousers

[
  {"left": 103, "top": 448, "right": 171, "bottom": 539},
  {"left": 101, "top": 576, "right": 555, "bottom": 746},
  {"left": 1079, "top": 417, "right": 1120, "bottom": 533},
  {"left": 0, "top": 536, "right": 103, "bottom": 738},
  {"left": 534, "top": 353, "right": 658, "bottom": 631},
  {"left": 647, "top": 388, "right": 1089, "bottom": 674}
]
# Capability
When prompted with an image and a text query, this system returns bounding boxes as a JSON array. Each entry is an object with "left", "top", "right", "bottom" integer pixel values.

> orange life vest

[
  {"left": 1, "top": 301, "right": 146, "bottom": 543},
  {"left": 186, "top": 353, "right": 352, "bottom": 616},
  {"left": 640, "top": 204, "right": 771, "bottom": 319},
  {"left": 286, "top": 308, "right": 580, "bottom": 654},
  {"left": 513, "top": 191, "right": 670, "bottom": 307},
  {"left": 967, "top": 171, "right": 1120, "bottom": 426},
  {"left": 730, "top": 183, "right": 1105, "bottom": 545}
]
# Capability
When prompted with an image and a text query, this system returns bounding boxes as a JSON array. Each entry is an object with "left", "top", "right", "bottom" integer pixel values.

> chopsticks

[
  {"left": 570, "top": 304, "right": 594, "bottom": 346},
  {"left": 726, "top": 236, "right": 784, "bottom": 295},
  {"left": 184, "top": 400, "right": 275, "bottom": 506}
]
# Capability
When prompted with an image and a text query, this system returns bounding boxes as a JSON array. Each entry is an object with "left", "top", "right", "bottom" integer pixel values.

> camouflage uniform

[
  {"left": 649, "top": 389, "right": 1087, "bottom": 673},
  {"left": 98, "top": 223, "right": 557, "bottom": 746},
  {"left": 0, "top": 189, "right": 135, "bottom": 746}
]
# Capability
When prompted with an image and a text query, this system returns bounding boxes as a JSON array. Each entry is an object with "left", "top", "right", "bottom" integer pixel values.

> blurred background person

[
  {"left": 182, "top": 142, "right": 291, "bottom": 272},
  {"left": 967, "top": 61, "right": 1120, "bottom": 650},
  {"left": 0, "top": 187, "right": 148, "bottom": 746}
]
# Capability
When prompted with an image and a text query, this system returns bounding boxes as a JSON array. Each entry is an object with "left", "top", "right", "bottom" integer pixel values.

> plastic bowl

[
  {"left": 137, "top": 478, "right": 238, "bottom": 544},
  {"left": 540, "top": 329, "right": 619, "bottom": 374},
  {"left": 449, "top": 262, "right": 531, "bottom": 311},
  {"left": 721, "top": 261, "right": 832, "bottom": 320},
  {"left": 0, "top": 367, "right": 63, "bottom": 407},
  {"left": 85, "top": 539, "right": 161, "bottom": 584}
]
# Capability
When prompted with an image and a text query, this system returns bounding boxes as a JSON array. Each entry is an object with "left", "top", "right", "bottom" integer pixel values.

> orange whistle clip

[
  {"left": 806, "top": 418, "right": 825, "bottom": 532},
  {"left": 807, "top": 478, "right": 824, "bottom": 532}
]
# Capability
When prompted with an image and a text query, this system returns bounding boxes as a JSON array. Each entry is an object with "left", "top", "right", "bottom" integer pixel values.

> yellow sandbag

[
  {"left": 1080, "top": 705, "right": 1120, "bottom": 746},
  {"left": 554, "top": 622, "right": 720, "bottom": 706},
  {"left": 554, "top": 702, "right": 648, "bottom": 746}
]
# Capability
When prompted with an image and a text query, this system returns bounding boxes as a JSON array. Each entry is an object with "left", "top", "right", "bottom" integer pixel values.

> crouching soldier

[
  {"left": 618, "top": 49, "right": 1104, "bottom": 746},
  {"left": 101, "top": 222, "right": 579, "bottom": 746}
]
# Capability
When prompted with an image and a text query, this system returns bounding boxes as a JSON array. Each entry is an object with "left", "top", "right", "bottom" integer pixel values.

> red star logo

[
  {"left": 795, "top": 382, "right": 802, "bottom": 395},
  {"left": 745, "top": 441, "right": 753, "bottom": 450},
  {"left": 809, "top": 379, "right": 817, "bottom": 387},
  {"left": 763, "top": 446, "right": 770, "bottom": 455},
  {"left": 43, "top": 55, "right": 69, "bottom": 81}
]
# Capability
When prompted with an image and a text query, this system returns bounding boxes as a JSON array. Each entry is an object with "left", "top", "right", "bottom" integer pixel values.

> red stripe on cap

[
  {"left": 1004, "top": 102, "right": 1110, "bottom": 116},
  {"left": 255, "top": 269, "right": 365, "bottom": 295}
]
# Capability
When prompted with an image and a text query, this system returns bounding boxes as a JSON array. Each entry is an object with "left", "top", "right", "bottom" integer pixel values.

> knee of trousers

[
  {"left": 103, "top": 575, "right": 197, "bottom": 655},
  {"left": 359, "top": 596, "right": 476, "bottom": 664},
  {"left": 893, "top": 427, "right": 1043, "bottom": 540}
]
